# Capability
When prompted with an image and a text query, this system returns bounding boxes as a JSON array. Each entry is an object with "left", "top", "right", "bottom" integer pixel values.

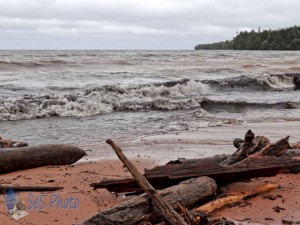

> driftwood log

[
  {"left": 155, "top": 183, "right": 279, "bottom": 225},
  {"left": 93, "top": 150, "right": 300, "bottom": 193},
  {"left": 0, "top": 185, "right": 63, "bottom": 194},
  {"left": 91, "top": 155, "right": 225, "bottom": 192},
  {"left": 93, "top": 130, "right": 300, "bottom": 193},
  {"left": 291, "top": 142, "right": 300, "bottom": 149},
  {"left": 0, "top": 136, "right": 28, "bottom": 148},
  {"left": 81, "top": 176, "right": 217, "bottom": 225},
  {"left": 196, "top": 183, "right": 278, "bottom": 214},
  {"left": 106, "top": 139, "right": 188, "bottom": 225},
  {"left": 220, "top": 130, "right": 291, "bottom": 165},
  {"left": 0, "top": 144, "right": 86, "bottom": 174}
]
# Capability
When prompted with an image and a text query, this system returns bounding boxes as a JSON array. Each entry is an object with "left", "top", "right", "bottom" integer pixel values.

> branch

[
  {"left": 196, "top": 183, "right": 278, "bottom": 213},
  {"left": 0, "top": 185, "right": 63, "bottom": 194},
  {"left": 106, "top": 139, "right": 188, "bottom": 225}
]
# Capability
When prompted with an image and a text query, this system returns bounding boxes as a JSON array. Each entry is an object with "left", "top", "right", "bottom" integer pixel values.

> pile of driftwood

[{"left": 80, "top": 130, "right": 300, "bottom": 225}]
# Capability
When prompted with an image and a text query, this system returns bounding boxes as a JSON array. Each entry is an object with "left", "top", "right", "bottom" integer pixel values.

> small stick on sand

[
  {"left": 0, "top": 185, "right": 63, "bottom": 194},
  {"left": 196, "top": 183, "right": 278, "bottom": 214}
]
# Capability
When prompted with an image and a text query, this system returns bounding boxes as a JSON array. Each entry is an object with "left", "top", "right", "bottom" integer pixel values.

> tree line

[{"left": 195, "top": 26, "right": 300, "bottom": 50}]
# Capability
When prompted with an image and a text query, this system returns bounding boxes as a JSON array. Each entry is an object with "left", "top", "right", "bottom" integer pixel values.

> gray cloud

[{"left": 1, "top": 0, "right": 300, "bottom": 49}]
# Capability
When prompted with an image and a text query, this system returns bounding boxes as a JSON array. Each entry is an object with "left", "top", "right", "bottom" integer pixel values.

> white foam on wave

[
  {"left": 208, "top": 73, "right": 296, "bottom": 91},
  {"left": 0, "top": 80, "right": 210, "bottom": 121},
  {"left": 251, "top": 73, "right": 295, "bottom": 89}
]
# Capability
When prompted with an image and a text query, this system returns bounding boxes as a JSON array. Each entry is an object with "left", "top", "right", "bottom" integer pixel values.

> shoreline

[
  {"left": 1, "top": 120, "right": 300, "bottom": 224},
  {"left": 81, "top": 120, "right": 300, "bottom": 164}
]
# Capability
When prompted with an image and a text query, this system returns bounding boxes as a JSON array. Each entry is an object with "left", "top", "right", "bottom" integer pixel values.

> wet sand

[
  {"left": 1, "top": 121, "right": 300, "bottom": 224},
  {"left": 83, "top": 120, "right": 300, "bottom": 163}
]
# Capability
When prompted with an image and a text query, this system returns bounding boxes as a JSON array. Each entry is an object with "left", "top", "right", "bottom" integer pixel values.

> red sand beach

[
  {"left": 0, "top": 160, "right": 154, "bottom": 225},
  {"left": 1, "top": 121, "right": 300, "bottom": 225}
]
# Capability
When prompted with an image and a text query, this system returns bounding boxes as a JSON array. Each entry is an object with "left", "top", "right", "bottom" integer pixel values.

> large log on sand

[
  {"left": 81, "top": 176, "right": 217, "bottom": 225},
  {"left": 93, "top": 150, "right": 300, "bottom": 193},
  {"left": 147, "top": 151, "right": 300, "bottom": 183},
  {"left": 92, "top": 155, "right": 227, "bottom": 192},
  {"left": 0, "top": 144, "right": 86, "bottom": 173}
]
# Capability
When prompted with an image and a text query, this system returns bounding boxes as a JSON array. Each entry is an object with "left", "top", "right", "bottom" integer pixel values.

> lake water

[{"left": 0, "top": 50, "right": 299, "bottom": 146}]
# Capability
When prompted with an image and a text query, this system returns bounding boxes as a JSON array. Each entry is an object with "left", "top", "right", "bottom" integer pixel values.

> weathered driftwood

[
  {"left": 166, "top": 155, "right": 228, "bottom": 165},
  {"left": 0, "top": 136, "right": 28, "bottom": 148},
  {"left": 0, "top": 144, "right": 86, "bottom": 174},
  {"left": 0, "top": 185, "right": 63, "bottom": 194},
  {"left": 81, "top": 176, "right": 217, "bottom": 225},
  {"left": 146, "top": 151, "right": 300, "bottom": 184},
  {"left": 220, "top": 130, "right": 270, "bottom": 165},
  {"left": 106, "top": 139, "right": 188, "bottom": 225},
  {"left": 92, "top": 130, "right": 299, "bottom": 193},
  {"left": 291, "top": 142, "right": 300, "bottom": 149},
  {"left": 233, "top": 138, "right": 244, "bottom": 148},
  {"left": 91, "top": 155, "right": 227, "bottom": 192},
  {"left": 258, "top": 135, "right": 290, "bottom": 156},
  {"left": 93, "top": 150, "right": 300, "bottom": 193},
  {"left": 156, "top": 183, "right": 278, "bottom": 225},
  {"left": 196, "top": 183, "right": 278, "bottom": 213},
  {"left": 220, "top": 130, "right": 290, "bottom": 165}
]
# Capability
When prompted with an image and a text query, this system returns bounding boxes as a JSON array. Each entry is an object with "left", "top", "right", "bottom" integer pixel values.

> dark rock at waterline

[{"left": 293, "top": 77, "right": 300, "bottom": 90}]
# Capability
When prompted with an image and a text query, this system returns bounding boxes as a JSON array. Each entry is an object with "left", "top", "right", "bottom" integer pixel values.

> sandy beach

[{"left": 1, "top": 121, "right": 300, "bottom": 225}]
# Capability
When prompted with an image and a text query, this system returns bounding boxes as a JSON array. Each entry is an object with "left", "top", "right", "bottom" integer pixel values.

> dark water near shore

[{"left": 0, "top": 50, "right": 300, "bottom": 145}]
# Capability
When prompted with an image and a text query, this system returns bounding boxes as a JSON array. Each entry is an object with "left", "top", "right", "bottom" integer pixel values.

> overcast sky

[{"left": 1, "top": 0, "right": 300, "bottom": 50}]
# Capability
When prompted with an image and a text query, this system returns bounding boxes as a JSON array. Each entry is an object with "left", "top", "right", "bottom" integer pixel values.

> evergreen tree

[{"left": 195, "top": 26, "right": 300, "bottom": 50}]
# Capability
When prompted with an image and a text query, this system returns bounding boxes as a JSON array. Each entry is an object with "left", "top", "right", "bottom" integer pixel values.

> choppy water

[{"left": 0, "top": 50, "right": 300, "bottom": 146}]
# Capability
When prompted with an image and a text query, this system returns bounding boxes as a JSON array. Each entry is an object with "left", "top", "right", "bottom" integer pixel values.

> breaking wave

[
  {"left": 201, "top": 98, "right": 300, "bottom": 113},
  {"left": 0, "top": 74, "right": 299, "bottom": 121},
  {"left": 0, "top": 80, "right": 208, "bottom": 120},
  {"left": 203, "top": 73, "right": 296, "bottom": 91}
]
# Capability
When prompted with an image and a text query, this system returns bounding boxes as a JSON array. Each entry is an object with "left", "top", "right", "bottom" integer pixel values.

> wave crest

[
  {"left": 0, "top": 59, "right": 68, "bottom": 69},
  {"left": 204, "top": 74, "right": 295, "bottom": 91},
  {"left": 0, "top": 80, "right": 208, "bottom": 120}
]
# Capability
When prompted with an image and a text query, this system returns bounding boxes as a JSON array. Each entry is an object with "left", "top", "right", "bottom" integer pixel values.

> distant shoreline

[{"left": 195, "top": 25, "right": 300, "bottom": 50}]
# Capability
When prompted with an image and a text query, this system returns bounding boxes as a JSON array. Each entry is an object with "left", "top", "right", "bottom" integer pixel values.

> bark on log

[
  {"left": 291, "top": 142, "right": 300, "bottom": 149},
  {"left": 225, "top": 136, "right": 290, "bottom": 165},
  {"left": 93, "top": 150, "right": 300, "bottom": 193},
  {"left": 91, "top": 155, "right": 227, "bottom": 192},
  {"left": 80, "top": 176, "right": 217, "bottom": 225},
  {"left": 258, "top": 136, "right": 290, "bottom": 156},
  {"left": 0, "top": 144, "right": 86, "bottom": 174},
  {"left": 166, "top": 155, "right": 228, "bottom": 165},
  {"left": 106, "top": 139, "right": 188, "bottom": 225},
  {"left": 0, "top": 139, "right": 28, "bottom": 148},
  {"left": 221, "top": 130, "right": 294, "bottom": 166},
  {"left": 220, "top": 130, "right": 270, "bottom": 165}
]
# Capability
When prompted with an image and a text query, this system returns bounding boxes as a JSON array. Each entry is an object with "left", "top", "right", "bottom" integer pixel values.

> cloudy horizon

[{"left": 1, "top": 0, "right": 300, "bottom": 50}]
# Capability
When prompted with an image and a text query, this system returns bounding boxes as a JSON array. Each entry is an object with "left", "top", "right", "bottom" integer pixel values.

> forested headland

[{"left": 195, "top": 26, "right": 300, "bottom": 50}]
